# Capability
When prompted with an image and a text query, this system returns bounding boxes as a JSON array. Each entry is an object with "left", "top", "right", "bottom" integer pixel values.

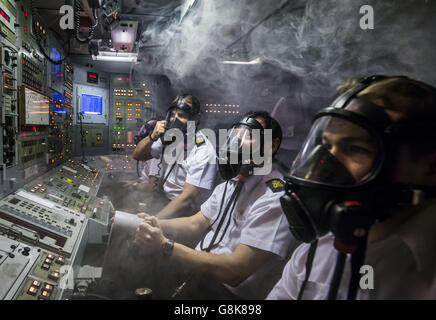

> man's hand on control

[
  {"left": 150, "top": 120, "right": 166, "bottom": 141},
  {"left": 134, "top": 216, "right": 167, "bottom": 256},
  {"left": 137, "top": 212, "right": 151, "bottom": 219}
]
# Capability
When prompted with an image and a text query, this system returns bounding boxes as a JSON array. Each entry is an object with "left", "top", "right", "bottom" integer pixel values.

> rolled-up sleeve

[
  {"left": 240, "top": 190, "right": 293, "bottom": 259},
  {"left": 200, "top": 182, "right": 224, "bottom": 221},
  {"left": 185, "top": 144, "right": 217, "bottom": 190}
]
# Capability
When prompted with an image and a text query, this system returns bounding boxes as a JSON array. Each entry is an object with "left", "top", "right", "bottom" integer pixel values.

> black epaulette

[{"left": 266, "top": 179, "right": 285, "bottom": 193}]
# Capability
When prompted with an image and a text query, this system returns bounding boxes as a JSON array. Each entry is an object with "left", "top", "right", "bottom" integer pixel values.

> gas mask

[
  {"left": 280, "top": 76, "right": 407, "bottom": 244},
  {"left": 283, "top": 75, "right": 436, "bottom": 300},
  {"left": 160, "top": 94, "right": 200, "bottom": 146},
  {"left": 217, "top": 115, "right": 265, "bottom": 180}
]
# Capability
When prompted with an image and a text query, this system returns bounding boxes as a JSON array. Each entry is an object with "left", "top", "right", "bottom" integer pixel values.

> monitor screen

[{"left": 81, "top": 94, "right": 103, "bottom": 115}]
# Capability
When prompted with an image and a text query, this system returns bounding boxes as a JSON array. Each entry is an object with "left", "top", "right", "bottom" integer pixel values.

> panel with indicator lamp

[
  {"left": 111, "top": 75, "right": 157, "bottom": 152},
  {"left": 87, "top": 72, "right": 99, "bottom": 84}
]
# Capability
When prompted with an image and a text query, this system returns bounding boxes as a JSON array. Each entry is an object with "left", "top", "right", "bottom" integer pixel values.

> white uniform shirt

[
  {"left": 266, "top": 233, "right": 351, "bottom": 300},
  {"left": 267, "top": 201, "right": 436, "bottom": 300},
  {"left": 151, "top": 131, "right": 217, "bottom": 207},
  {"left": 139, "top": 157, "right": 163, "bottom": 184},
  {"left": 195, "top": 168, "right": 297, "bottom": 299}
]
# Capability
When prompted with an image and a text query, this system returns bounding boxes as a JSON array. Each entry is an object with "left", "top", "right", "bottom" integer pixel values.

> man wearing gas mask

[
  {"left": 267, "top": 75, "right": 436, "bottom": 300},
  {"left": 133, "top": 112, "right": 296, "bottom": 299},
  {"left": 133, "top": 94, "right": 217, "bottom": 218}
]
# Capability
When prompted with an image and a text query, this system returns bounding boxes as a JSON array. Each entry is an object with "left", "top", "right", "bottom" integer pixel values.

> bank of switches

[
  {"left": 0, "top": 234, "right": 71, "bottom": 300},
  {"left": 0, "top": 160, "right": 112, "bottom": 300}
]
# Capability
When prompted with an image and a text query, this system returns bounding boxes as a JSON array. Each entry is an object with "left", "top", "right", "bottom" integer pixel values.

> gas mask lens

[
  {"left": 217, "top": 123, "right": 264, "bottom": 180},
  {"left": 166, "top": 108, "right": 189, "bottom": 132},
  {"left": 291, "top": 116, "right": 380, "bottom": 186},
  {"left": 219, "top": 124, "right": 262, "bottom": 164},
  {"left": 161, "top": 108, "right": 191, "bottom": 145}
]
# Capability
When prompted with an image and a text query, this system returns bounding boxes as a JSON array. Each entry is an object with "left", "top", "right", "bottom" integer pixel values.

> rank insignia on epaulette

[
  {"left": 195, "top": 136, "right": 205, "bottom": 146},
  {"left": 266, "top": 179, "right": 285, "bottom": 193}
]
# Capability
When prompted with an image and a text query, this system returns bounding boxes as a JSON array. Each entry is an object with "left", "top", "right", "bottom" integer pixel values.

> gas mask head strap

[
  {"left": 235, "top": 115, "right": 264, "bottom": 130},
  {"left": 169, "top": 94, "right": 201, "bottom": 118},
  {"left": 315, "top": 75, "right": 396, "bottom": 135}
]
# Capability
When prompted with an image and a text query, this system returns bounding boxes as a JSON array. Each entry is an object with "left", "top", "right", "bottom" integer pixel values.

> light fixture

[
  {"left": 221, "top": 57, "right": 261, "bottom": 65},
  {"left": 111, "top": 20, "right": 138, "bottom": 52},
  {"left": 92, "top": 51, "right": 138, "bottom": 62}
]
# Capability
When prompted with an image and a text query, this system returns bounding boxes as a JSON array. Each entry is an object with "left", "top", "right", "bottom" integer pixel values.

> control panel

[
  {"left": 83, "top": 127, "right": 105, "bottom": 148},
  {"left": 0, "top": 0, "right": 17, "bottom": 43},
  {"left": 0, "top": 190, "right": 87, "bottom": 257},
  {"left": 111, "top": 76, "right": 156, "bottom": 151},
  {"left": 17, "top": 132, "right": 47, "bottom": 169},
  {"left": 1, "top": 38, "right": 19, "bottom": 167},
  {"left": 20, "top": 52, "right": 45, "bottom": 92},
  {"left": 48, "top": 89, "right": 74, "bottom": 167},
  {"left": 0, "top": 234, "right": 40, "bottom": 299},
  {"left": 0, "top": 234, "right": 73, "bottom": 300},
  {"left": 24, "top": 174, "right": 107, "bottom": 221}
]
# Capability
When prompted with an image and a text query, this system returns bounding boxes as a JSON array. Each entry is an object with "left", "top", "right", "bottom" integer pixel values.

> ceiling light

[
  {"left": 92, "top": 51, "right": 138, "bottom": 62},
  {"left": 221, "top": 57, "right": 261, "bottom": 65}
]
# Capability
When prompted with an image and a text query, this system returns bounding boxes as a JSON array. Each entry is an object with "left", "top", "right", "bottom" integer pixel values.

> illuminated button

[
  {"left": 41, "top": 263, "right": 50, "bottom": 270},
  {"left": 47, "top": 254, "right": 55, "bottom": 260},
  {"left": 39, "top": 290, "right": 51, "bottom": 300},
  {"left": 32, "top": 280, "right": 41, "bottom": 288},
  {"left": 43, "top": 283, "right": 54, "bottom": 292},
  {"left": 44, "top": 258, "right": 53, "bottom": 265},
  {"left": 55, "top": 256, "right": 65, "bottom": 265},
  {"left": 27, "top": 286, "right": 38, "bottom": 296},
  {"left": 48, "top": 271, "right": 60, "bottom": 281}
]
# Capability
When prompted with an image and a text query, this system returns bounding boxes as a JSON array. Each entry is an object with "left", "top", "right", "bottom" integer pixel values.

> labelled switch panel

[
  {"left": 17, "top": 132, "right": 47, "bottom": 169},
  {"left": 0, "top": 190, "right": 86, "bottom": 257},
  {"left": 14, "top": 251, "right": 68, "bottom": 300},
  {"left": 0, "top": 234, "right": 41, "bottom": 300},
  {"left": 0, "top": 234, "right": 73, "bottom": 300}
]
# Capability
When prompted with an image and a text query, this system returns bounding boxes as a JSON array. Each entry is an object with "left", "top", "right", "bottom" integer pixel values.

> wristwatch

[
  {"left": 163, "top": 239, "right": 174, "bottom": 257},
  {"left": 149, "top": 133, "right": 158, "bottom": 142}
]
